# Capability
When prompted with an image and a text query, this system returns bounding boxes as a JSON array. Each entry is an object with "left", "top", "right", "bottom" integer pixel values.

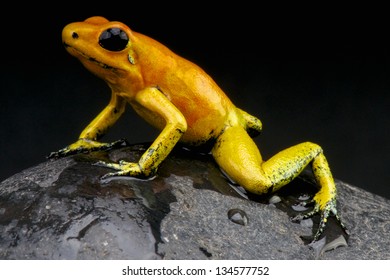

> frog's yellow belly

[{"left": 180, "top": 116, "right": 226, "bottom": 146}]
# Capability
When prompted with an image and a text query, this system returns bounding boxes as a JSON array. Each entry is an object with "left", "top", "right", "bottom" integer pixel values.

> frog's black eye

[{"left": 99, "top": 28, "right": 129, "bottom": 51}]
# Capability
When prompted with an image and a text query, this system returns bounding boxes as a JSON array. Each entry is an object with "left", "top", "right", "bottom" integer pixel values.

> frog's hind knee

[{"left": 211, "top": 126, "right": 273, "bottom": 194}]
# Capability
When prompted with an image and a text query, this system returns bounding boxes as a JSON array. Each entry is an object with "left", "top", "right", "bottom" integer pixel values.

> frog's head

[{"left": 62, "top": 16, "right": 138, "bottom": 83}]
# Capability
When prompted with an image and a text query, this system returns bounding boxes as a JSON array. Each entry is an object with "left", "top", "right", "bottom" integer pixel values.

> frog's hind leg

[{"left": 211, "top": 125, "right": 345, "bottom": 241}]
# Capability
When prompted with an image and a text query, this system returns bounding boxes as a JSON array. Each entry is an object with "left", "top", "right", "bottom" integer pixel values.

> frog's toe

[
  {"left": 96, "top": 160, "right": 143, "bottom": 180},
  {"left": 291, "top": 204, "right": 326, "bottom": 242},
  {"left": 47, "top": 147, "right": 76, "bottom": 159},
  {"left": 99, "top": 161, "right": 132, "bottom": 180},
  {"left": 47, "top": 151, "right": 61, "bottom": 159},
  {"left": 86, "top": 138, "right": 128, "bottom": 153},
  {"left": 292, "top": 198, "right": 347, "bottom": 242},
  {"left": 101, "top": 170, "right": 129, "bottom": 180},
  {"left": 312, "top": 207, "right": 332, "bottom": 242},
  {"left": 94, "top": 160, "right": 128, "bottom": 170},
  {"left": 291, "top": 203, "right": 319, "bottom": 223},
  {"left": 101, "top": 138, "right": 129, "bottom": 150}
]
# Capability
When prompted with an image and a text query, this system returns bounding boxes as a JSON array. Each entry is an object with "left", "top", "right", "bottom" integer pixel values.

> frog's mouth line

[{"left": 63, "top": 43, "right": 116, "bottom": 70}]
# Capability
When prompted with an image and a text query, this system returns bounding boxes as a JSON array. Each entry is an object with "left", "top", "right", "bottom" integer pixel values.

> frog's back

[{"left": 132, "top": 31, "right": 237, "bottom": 144}]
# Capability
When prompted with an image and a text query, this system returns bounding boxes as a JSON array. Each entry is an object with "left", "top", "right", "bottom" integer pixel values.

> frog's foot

[
  {"left": 96, "top": 160, "right": 143, "bottom": 179},
  {"left": 47, "top": 138, "right": 128, "bottom": 159},
  {"left": 291, "top": 198, "right": 348, "bottom": 243}
]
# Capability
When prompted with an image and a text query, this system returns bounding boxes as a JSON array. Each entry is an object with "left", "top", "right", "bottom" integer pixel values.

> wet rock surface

[{"left": 0, "top": 143, "right": 389, "bottom": 259}]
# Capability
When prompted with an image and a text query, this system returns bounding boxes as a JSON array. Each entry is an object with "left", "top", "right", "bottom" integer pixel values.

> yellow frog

[{"left": 49, "top": 16, "right": 347, "bottom": 242}]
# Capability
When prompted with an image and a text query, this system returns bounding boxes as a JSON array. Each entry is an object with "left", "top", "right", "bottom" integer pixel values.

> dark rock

[{"left": 0, "top": 143, "right": 389, "bottom": 259}]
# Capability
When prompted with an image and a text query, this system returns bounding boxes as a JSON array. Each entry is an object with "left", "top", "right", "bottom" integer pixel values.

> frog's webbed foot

[
  {"left": 96, "top": 160, "right": 143, "bottom": 180},
  {"left": 47, "top": 138, "right": 128, "bottom": 159},
  {"left": 291, "top": 198, "right": 348, "bottom": 243}
]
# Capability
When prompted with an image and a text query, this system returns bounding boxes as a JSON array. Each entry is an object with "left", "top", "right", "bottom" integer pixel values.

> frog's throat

[{"left": 63, "top": 43, "right": 116, "bottom": 70}]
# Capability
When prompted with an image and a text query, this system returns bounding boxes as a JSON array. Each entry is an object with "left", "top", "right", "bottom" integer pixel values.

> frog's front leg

[
  {"left": 212, "top": 126, "right": 347, "bottom": 242},
  {"left": 48, "top": 93, "right": 127, "bottom": 159},
  {"left": 99, "top": 87, "right": 187, "bottom": 179}
]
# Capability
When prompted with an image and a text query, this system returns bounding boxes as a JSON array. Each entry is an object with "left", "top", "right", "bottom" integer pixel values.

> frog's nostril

[{"left": 72, "top": 32, "right": 79, "bottom": 39}]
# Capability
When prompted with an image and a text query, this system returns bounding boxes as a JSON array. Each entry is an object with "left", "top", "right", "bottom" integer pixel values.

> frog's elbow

[
  {"left": 175, "top": 117, "right": 187, "bottom": 134},
  {"left": 166, "top": 110, "right": 187, "bottom": 135}
]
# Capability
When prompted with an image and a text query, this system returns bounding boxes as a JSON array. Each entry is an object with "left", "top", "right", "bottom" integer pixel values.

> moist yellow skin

[{"left": 49, "top": 16, "right": 347, "bottom": 241}]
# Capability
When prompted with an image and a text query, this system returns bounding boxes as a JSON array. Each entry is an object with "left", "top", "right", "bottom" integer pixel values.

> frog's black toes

[
  {"left": 91, "top": 138, "right": 129, "bottom": 152},
  {"left": 295, "top": 198, "right": 349, "bottom": 243},
  {"left": 93, "top": 160, "right": 110, "bottom": 167},
  {"left": 47, "top": 148, "right": 70, "bottom": 159},
  {"left": 291, "top": 213, "right": 304, "bottom": 222},
  {"left": 47, "top": 151, "right": 59, "bottom": 159},
  {"left": 100, "top": 172, "right": 117, "bottom": 180},
  {"left": 291, "top": 204, "right": 319, "bottom": 223},
  {"left": 312, "top": 209, "right": 331, "bottom": 241},
  {"left": 297, "top": 199, "right": 314, "bottom": 207},
  {"left": 100, "top": 170, "right": 130, "bottom": 180}
]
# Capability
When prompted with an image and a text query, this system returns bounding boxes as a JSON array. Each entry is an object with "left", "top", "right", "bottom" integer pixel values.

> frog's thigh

[{"left": 212, "top": 126, "right": 326, "bottom": 195}]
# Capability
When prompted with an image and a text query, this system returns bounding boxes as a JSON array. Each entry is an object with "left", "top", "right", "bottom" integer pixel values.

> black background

[{"left": 1, "top": 5, "right": 389, "bottom": 199}]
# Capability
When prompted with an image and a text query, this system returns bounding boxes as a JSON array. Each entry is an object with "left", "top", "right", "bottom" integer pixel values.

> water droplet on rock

[
  {"left": 227, "top": 209, "right": 248, "bottom": 226},
  {"left": 269, "top": 195, "right": 281, "bottom": 204},
  {"left": 298, "top": 193, "right": 311, "bottom": 201}
]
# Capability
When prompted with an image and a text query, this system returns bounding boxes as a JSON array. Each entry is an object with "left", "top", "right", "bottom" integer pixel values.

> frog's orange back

[{"left": 135, "top": 33, "right": 235, "bottom": 132}]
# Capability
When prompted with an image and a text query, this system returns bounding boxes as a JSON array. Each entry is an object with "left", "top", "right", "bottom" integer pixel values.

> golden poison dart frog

[{"left": 49, "top": 16, "right": 347, "bottom": 242}]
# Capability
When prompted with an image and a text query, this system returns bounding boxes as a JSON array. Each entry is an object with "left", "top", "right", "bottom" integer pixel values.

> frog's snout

[{"left": 62, "top": 23, "right": 78, "bottom": 45}]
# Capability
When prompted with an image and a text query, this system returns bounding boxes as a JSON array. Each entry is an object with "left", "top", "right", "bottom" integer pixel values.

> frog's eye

[{"left": 99, "top": 28, "right": 129, "bottom": 51}]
